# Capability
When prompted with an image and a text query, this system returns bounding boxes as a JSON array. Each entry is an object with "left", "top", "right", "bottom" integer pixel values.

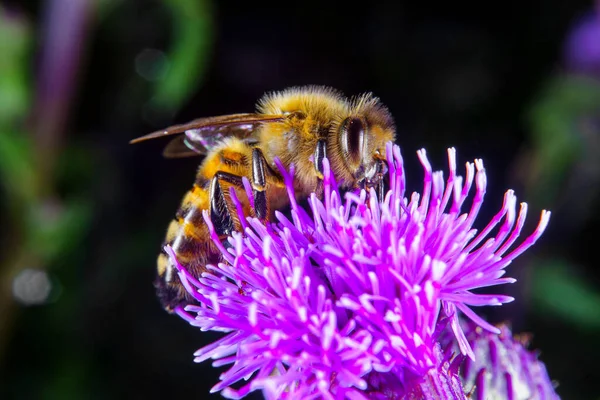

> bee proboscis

[{"left": 130, "top": 86, "right": 396, "bottom": 312}]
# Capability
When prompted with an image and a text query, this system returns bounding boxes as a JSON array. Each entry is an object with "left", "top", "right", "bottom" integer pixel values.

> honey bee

[{"left": 130, "top": 86, "right": 396, "bottom": 312}]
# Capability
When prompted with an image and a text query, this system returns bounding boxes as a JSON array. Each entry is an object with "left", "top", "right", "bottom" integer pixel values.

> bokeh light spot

[{"left": 12, "top": 268, "right": 53, "bottom": 306}]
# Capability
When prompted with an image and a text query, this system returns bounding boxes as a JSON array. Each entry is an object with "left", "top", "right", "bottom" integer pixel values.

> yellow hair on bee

[
  {"left": 256, "top": 86, "right": 355, "bottom": 195},
  {"left": 198, "top": 137, "right": 252, "bottom": 180},
  {"left": 157, "top": 253, "right": 168, "bottom": 276},
  {"left": 257, "top": 85, "right": 349, "bottom": 118},
  {"left": 350, "top": 92, "right": 395, "bottom": 132},
  {"left": 181, "top": 187, "right": 209, "bottom": 210}
]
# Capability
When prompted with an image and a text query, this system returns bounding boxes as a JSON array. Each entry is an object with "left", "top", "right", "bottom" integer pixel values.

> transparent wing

[
  {"left": 130, "top": 113, "right": 285, "bottom": 158},
  {"left": 161, "top": 135, "right": 204, "bottom": 158}
]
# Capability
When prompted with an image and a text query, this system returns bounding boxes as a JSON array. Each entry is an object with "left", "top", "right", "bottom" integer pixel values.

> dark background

[{"left": 1, "top": 0, "right": 599, "bottom": 399}]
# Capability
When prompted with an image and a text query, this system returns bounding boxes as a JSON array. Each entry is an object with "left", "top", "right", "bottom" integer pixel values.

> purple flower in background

[
  {"left": 166, "top": 143, "right": 551, "bottom": 399},
  {"left": 564, "top": 10, "right": 600, "bottom": 77},
  {"left": 445, "top": 321, "right": 560, "bottom": 400}
]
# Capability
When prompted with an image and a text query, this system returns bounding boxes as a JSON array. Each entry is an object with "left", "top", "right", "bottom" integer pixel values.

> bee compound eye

[{"left": 340, "top": 117, "right": 365, "bottom": 162}]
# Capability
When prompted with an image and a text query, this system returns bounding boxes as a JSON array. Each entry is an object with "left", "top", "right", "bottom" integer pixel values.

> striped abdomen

[
  {"left": 155, "top": 179, "right": 220, "bottom": 311},
  {"left": 155, "top": 139, "right": 254, "bottom": 312}
]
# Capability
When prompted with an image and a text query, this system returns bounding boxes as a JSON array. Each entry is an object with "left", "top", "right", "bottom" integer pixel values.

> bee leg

[
  {"left": 313, "top": 139, "right": 327, "bottom": 197},
  {"left": 209, "top": 171, "right": 244, "bottom": 237},
  {"left": 251, "top": 148, "right": 269, "bottom": 221},
  {"left": 314, "top": 139, "right": 327, "bottom": 178},
  {"left": 376, "top": 180, "right": 385, "bottom": 202},
  {"left": 375, "top": 158, "right": 386, "bottom": 201}
]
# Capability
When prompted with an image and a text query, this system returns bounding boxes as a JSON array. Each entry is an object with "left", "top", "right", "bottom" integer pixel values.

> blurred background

[{"left": 0, "top": 0, "right": 599, "bottom": 399}]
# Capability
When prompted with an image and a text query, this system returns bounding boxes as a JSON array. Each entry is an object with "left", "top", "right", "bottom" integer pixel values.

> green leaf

[
  {"left": 0, "top": 129, "right": 37, "bottom": 205},
  {"left": 0, "top": 7, "right": 32, "bottom": 123},
  {"left": 148, "top": 0, "right": 214, "bottom": 115},
  {"left": 526, "top": 76, "right": 600, "bottom": 203}
]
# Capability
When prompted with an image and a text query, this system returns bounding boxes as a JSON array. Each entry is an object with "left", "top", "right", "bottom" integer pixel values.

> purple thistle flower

[
  {"left": 364, "top": 343, "right": 466, "bottom": 400},
  {"left": 450, "top": 322, "right": 560, "bottom": 400},
  {"left": 166, "top": 142, "right": 550, "bottom": 399}
]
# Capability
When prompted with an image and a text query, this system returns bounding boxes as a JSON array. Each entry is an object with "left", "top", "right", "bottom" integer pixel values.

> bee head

[{"left": 336, "top": 94, "right": 396, "bottom": 190}]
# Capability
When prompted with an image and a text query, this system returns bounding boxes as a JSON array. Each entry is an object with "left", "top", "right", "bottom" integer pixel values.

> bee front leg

[
  {"left": 361, "top": 158, "right": 387, "bottom": 200},
  {"left": 251, "top": 148, "right": 270, "bottom": 221},
  {"left": 313, "top": 139, "right": 327, "bottom": 197},
  {"left": 374, "top": 158, "right": 386, "bottom": 201},
  {"left": 314, "top": 139, "right": 327, "bottom": 179}
]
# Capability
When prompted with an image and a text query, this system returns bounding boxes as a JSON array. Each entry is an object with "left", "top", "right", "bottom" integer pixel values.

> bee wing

[
  {"left": 130, "top": 113, "right": 285, "bottom": 157},
  {"left": 161, "top": 135, "right": 205, "bottom": 158}
]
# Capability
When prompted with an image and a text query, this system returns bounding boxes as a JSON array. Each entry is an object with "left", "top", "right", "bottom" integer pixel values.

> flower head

[
  {"left": 167, "top": 143, "right": 550, "bottom": 399},
  {"left": 444, "top": 321, "right": 560, "bottom": 400}
]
